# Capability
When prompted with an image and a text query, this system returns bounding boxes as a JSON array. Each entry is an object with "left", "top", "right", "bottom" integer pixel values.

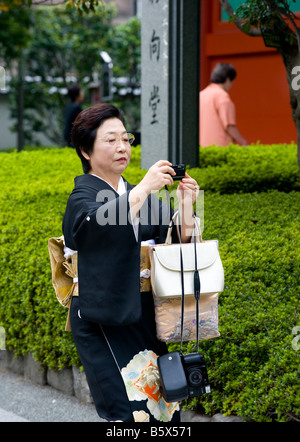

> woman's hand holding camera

[
  {"left": 140, "top": 160, "right": 175, "bottom": 194},
  {"left": 136, "top": 160, "right": 199, "bottom": 197},
  {"left": 129, "top": 160, "right": 175, "bottom": 219},
  {"left": 176, "top": 173, "right": 199, "bottom": 242},
  {"left": 129, "top": 161, "right": 199, "bottom": 240},
  {"left": 177, "top": 173, "right": 199, "bottom": 206}
]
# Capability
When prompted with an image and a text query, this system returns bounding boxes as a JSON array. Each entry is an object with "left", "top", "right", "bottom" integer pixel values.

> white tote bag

[
  {"left": 150, "top": 214, "right": 224, "bottom": 342},
  {"left": 150, "top": 215, "right": 224, "bottom": 299}
]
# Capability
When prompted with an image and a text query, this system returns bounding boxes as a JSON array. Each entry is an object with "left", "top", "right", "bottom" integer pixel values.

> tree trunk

[{"left": 279, "top": 46, "right": 300, "bottom": 176}]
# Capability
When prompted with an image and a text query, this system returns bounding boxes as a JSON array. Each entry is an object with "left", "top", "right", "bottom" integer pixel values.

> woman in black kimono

[{"left": 62, "top": 103, "right": 200, "bottom": 422}]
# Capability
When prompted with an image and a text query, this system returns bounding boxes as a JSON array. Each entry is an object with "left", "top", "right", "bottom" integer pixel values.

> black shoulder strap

[{"left": 164, "top": 186, "right": 200, "bottom": 354}]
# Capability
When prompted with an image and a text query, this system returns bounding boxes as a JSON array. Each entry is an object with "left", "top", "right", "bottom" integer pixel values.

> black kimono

[{"left": 63, "top": 174, "right": 180, "bottom": 422}]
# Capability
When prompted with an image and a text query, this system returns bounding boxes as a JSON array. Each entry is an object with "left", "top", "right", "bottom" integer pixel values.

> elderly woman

[{"left": 62, "top": 103, "right": 199, "bottom": 422}]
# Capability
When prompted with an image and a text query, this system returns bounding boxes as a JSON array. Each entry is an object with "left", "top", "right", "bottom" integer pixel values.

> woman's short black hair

[
  {"left": 210, "top": 63, "right": 237, "bottom": 84},
  {"left": 71, "top": 103, "right": 125, "bottom": 174}
]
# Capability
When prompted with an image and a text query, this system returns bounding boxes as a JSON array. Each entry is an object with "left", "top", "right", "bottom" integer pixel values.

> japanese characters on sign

[
  {"left": 146, "top": 0, "right": 168, "bottom": 125},
  {"left": 150, "top": 30, "right": 160, "bottom": 62},
  {"left": 149, "top": 85, "right": 160, "bottom": 125}
]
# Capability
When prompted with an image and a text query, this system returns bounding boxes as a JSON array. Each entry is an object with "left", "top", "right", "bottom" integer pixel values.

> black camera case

[
  {"left": 157, "top": 351, "right": 188, "bottom": 402},
  {"left": 158, "top": 351, "right": 210, "bottom": 403}
]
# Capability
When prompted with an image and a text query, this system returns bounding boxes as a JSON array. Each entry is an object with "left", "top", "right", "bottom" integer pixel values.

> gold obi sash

[
  {"left": 48, "top": 237, "right": 151, "bottom": 331},
  {"left": 140, "top": 245, "right": 151, "bottom": 293}
]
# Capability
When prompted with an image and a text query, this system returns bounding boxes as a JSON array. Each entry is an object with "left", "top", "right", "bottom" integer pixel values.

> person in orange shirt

[{"left": 200, "top": 63, "right": 248, "bottom": 147}]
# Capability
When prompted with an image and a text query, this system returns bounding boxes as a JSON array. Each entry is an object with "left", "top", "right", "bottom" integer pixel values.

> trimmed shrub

[
  {"left": 193, "top": 143, "right": 300, "bottom": 194},
  {"left": 178, "top": 190, "right": 300, "bottom": 422},
  {"left": 0, "top": 149, "right": 82, "bottom": 368},
  {"left": 0, "top": 145, "right": 299, "bottom": 421}
]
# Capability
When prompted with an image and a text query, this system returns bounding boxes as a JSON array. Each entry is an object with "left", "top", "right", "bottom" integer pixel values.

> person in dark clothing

[
  {"left": 64, "top": 84, "right": 84, "bottom": 147},
  {"left": 62, "top": 103, "right": 200, "bottom": 422}
]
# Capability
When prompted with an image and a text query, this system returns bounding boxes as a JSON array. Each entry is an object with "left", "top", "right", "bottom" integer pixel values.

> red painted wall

[{"left": 200, "top": 0, "right": 297, "bottom": 144}]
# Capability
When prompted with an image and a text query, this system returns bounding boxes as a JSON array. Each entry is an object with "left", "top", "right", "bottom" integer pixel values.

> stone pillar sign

[
  {"left": 141, "top": 0, "right": 200, "bottom": 169},
  {"left": 141, "top": 0, "right": 170, "bottom": 169}
]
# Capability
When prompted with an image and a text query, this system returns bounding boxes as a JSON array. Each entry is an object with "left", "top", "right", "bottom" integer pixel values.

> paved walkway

[
  {"left": 0, "top": 407, "right": 28, "bottom": 422},
  {"left": 0, "top": 370, "right": 102, "bottom": 422},
  {"left": 0, "top": 369, "right": 244, "bottom": 423}
]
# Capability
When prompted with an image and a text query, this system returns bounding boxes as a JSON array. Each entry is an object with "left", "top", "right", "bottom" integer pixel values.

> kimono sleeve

[
  {"left": 62, "top": 185, "right": 141, "bottom": 325},
  {"left": 63, "top": 186, "right": 137, "bottom": 251}
]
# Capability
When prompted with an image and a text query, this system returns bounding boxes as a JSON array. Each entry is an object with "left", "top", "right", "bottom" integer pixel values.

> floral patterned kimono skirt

[{"left": 70, "top": 291, "right": 181, "bottom": 423}]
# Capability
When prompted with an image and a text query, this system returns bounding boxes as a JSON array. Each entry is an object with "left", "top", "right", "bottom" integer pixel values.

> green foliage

[
  {"left": 15, "top": 4, "right": 116, "bottom": 145},
  {"left": 0, "top": 6, "right": 33, "bottom": 62},
  {"left": 193, "top": 143, "right": 299, "bottom": 194},
  {"left": 178, "top": 190, "right": 300, "bottom": 422},
  {"left": 232, "top": 0, "right": 297, "bottom": 46},
  {"left": 2, "top": 5, "right": 141, "bottom": 144},
  {"left": 0, "top": 144, "right": 299, "bottom": 421},
  {"left": 0, "top": 148, "right": 82, "bottom": 368},
  {"left": 127, "top": 143, "right": 298, "bottom": 195},
  {"left": 0, "top": 0, "right": 103, "bottom": 15},
  {"left": 108, "top": 17, "right": 141, "bottom": 132},
  {"left": 107, "top": 16, "right": 141, "bottom": 81}
]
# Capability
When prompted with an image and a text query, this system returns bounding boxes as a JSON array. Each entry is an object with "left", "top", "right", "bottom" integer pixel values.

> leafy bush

[
  {"left": 198, "top": 143, "right": 296, "bottom": 168},
  {"left": 178, "top": 190, "right": 300, "bottom": 422},
  {"left": 192, "top": 143, "right": 300, "bottom": 194},
  {"left": 126, "top": 142, "right": 299, "bottom": 194},
  {"left": 0, "top": 148, "right": 82, "bottom": 368},
  {"left": 0, "top": 145, "right": 299, "bottom": 422}
]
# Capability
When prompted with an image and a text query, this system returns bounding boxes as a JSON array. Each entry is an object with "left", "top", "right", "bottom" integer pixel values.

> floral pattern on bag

[{"left": 153, "top": 293, "right": 220, "bottom": 342}]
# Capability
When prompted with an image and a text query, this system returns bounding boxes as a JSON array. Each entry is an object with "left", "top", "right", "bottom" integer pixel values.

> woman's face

[{"left": 83, "top": 117, "right": 132, "bottom": 181}]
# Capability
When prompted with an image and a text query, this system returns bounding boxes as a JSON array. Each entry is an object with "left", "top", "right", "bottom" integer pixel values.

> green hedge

[
  {"left": 194, "top": 143, "right": 300, "bottom": 194},
  {"left": 181, "top": 190, "right": 300, "bottom": 422},
  {"left": 0, "top": 145, "right": 299, "bottom": 421},
  {"left": 127, "top": 143, "right": 299, "bottom": 193}
]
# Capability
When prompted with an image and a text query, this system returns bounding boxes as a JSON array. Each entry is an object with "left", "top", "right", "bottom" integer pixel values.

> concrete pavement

[
  {"left": 0, "top": 407, "right": 28, "bottom": 422},
  {"left": 0, "top": 369, "right": 244, "bottom": 423},
  {"left": 0, "top": 370, "right": 103, "bottom": 422}
]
